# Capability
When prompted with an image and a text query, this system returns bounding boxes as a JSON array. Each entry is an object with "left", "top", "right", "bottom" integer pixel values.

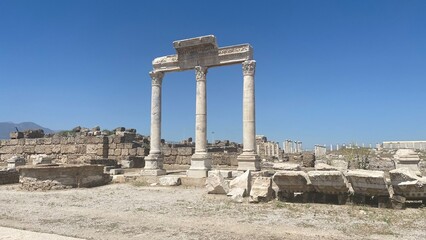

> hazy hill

[{"left": 0, "top": 122, "right": 54, "bottom": 139}]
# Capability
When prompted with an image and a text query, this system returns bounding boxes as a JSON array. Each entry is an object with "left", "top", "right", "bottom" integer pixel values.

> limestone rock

[
  {"left": 389, "top": 168, "right": 426, "bottom": 199},
  {"left": 307, "top": 171, "right": 349, "bottom": 194},
  {"left": 345, "top": 170, "right": 390, "bottom": 197},
  {"left": 229, "top": 188, "right": 245, "bottom": 203},
  {"left": 272, "top": 163, "right": 301, "bottom": 171},
  {"left": 205, "top": 171, "right": 229, "bottom": 194},
  {"left": 228, "top": 170, "right": 251, "bottom": 197},
  {"left": 30, "top": 154, "right": 53, "bottom": 165},
  {"left": 330, "top": 160, "right": 348, "bottom": 171},
  {"left": 110, "top": 168, "right": 124, "bottom": 175},
  {"left": 314, "top": 163, "right": 338, "bottom": 171},
  {"left": 272, "top": 171, "right": 313, "bottom": 193},
  {"left": 249, "top": 177, "right": 273, "bottom": 203},
  {"left": 7, "top": 156, "right": 26, "bottom": 169},
  {"left": 159, "top": 176, "right": 181, "bottom": 186}
]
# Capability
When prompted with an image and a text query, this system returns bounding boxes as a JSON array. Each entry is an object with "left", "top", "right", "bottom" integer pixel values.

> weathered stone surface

[
  {"left": 110, "top": 168, "right": 124, "bottom": 175},
  {"left": 7, "top": 156, "right": 26, "bottom": 169},
  {"left": 30, "top": 154, "right": 53, "bottom": 165},
  {"left": 249, "top": 177, "right": 273, "bottom": 203},
  {"left": 272, "top": 171, "right": 313, "bottom": 193},
  {"left": 393, "top": 149, "right": 421, "bottom": 175},
  {"left": 228, "top": 170, "right": 251, "bottom": 197},
  {"left": 308, "top": 171, "right": 349, "bottom": 194},
  {"left": 159, "top": 176, "right": 181, "bottom": 186},
  {"left": 19, "top": 165, "right": 110, "bottom": 190},
  {"left": 0, "top": 169, "right": 19, "bottom": 185},
  {"left": 345, "top": 170, "right": 390, "bottom": 196},
  {"left": 389, "top": 168, "right": 426, "bottom": 199},
  {"left": 272, "top": 162, "right": 301, "bottom": 171},
  {"left": 302, "top": 153, "right": 315, "bottom": 167},
  {"left": 330, "top": 160, "right": 348, "bottom": 171},
  {"left": 205, "top": 170, "right": 229, "bottom": 194},
  {"left": 208, "top": 170, "right": 232, "bottom": 179},
  {"left": 314, "top": 163, "right": 338, "bottom": 171},
  {"left": 229, "top": 188, "right": 245, "bottom": 203},
  {"left": 121, "top": 159, "right": 134, "bottom": 169}
]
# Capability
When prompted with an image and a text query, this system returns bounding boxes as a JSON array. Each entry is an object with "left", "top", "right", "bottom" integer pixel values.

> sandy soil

[{"left": 0, "top": 183, "right": 425, "bottom": 240}]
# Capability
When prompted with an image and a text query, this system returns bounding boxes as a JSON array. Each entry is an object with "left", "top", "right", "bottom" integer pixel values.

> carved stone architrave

[
  {"left": 242, "top": 60, "right": 256, "bottom": 76},
  {"left": 195, "top": 66, "right": 208, "bottom": 81},
  {"left": 152, "top": 44, "right": 253, "bottom": 72},
  {"left": 150, "top": 71, "right": 164, "bottom": 86}
]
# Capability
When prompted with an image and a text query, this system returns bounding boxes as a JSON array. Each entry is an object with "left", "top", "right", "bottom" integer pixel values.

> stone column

[
  {"left": 237, "top": 60, "right": 260, "bottom": 170},
  {"left": 188, "top": 66, "right": 211, "bottom": 178},
  {"left": 142, "top": 71, "right": 166, "bottom": 176}
]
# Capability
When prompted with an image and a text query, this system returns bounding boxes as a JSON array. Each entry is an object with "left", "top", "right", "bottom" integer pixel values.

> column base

[
  {"left": 141, "top": 169, "right": 167, "bottom": 176},
  {"left": 141, "top": 153, "right": 166, "bottom": 176},
  {"left": 187, "top": 152, "right": 212, "bottom": 178},
  {"left": 237, "top": 152, "right": 261, "bottom": 171}
]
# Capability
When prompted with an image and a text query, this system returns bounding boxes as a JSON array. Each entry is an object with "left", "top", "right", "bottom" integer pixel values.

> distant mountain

[{"left": 0, "top": 122, "right": 55, "bottom": 139}]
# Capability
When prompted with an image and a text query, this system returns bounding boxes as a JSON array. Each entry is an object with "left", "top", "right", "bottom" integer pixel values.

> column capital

[
  {"left": 195, "top": 66, "right": 208, "bottom": 81},
  {"left": 150, "top": 71, "right": 164, "bottom": 86},
  {"left": 242, "top": 60, "right": 256, "bottom": 76}
]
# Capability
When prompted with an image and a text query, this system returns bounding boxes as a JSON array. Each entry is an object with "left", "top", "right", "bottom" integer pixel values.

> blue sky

[{"left": 0, "top": 0, "right": 425, "bottom": 149}]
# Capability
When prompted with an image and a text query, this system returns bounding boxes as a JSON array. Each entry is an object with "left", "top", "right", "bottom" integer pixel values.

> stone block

[
  {"left": 272, "top": 162, "right": 301, "bottom": 171},
  {"left": 389, "top": 168, "right": 426, "bottom": 200},
  {"left": 178, "top": 147, "right": 193, "bottom": 156},
  {"left": 229, "top": 188, "right": 245, "bottom": 203},
  {"left": 7, "top": 156, "right": 26, "bottom": 169},
  {"left": 272, "top": 171, "right": 313, "bottom": 193},
  {"left": 128, "top": 148, "right": 137, "bottom": 156},
  {"left": 137, "top": 147, "right": 147, "bottom": 156},
  {"left": 162, "top": 148, "right": 172, "bottom": 156},
  {"left": 60, "top": 145, "right": 77, "bottom": 154},
  {"left": 112, "top": 175, "right": 126, "bottom": 183},
  {"left": 330, "top": 160, "right": 348, "bottom": 171},
  {"left": 114, "top": 149, "right": 122, "bottom": 156},
  {"left": 308, "top": 171, "right": 349, "bottom": 194},
  {"left": 86, "top": 144, "right": 99, "bottom": 154},
  {"left": 208, "top": 170, "right": 232, "bottom": 179},
  {"left": 124, "top": 143, "right": 138, "bottom": 149},
  {"left": 159, "top": 176, "right": 181, "bottom": 186},
  {"left": 228, "top": 170, "right": 251, "bottom": 197},
  {"left": 110, "top": 168, "right": 124, "bottom": 175},
  {"left": 34, "top": 145, "right": 52, "bottom": 154},
  {"left": 345, "top": 170, "right": 390, "bottom": 197},
  {"left": 121, "top": 159, "right": 134, "bottom": 168},
  {"left": 314, "top": 163, "right": 338, "bottom": 171},
  {"left": 30, "top": 154, "right": 53, "bottom": 165},
  {"left": 232, "top": 170, "right": 244, "bottom": 178},
  {"left": 249, "top": 177, "right": 273, "bottom": 203},
  {"left": 122, "top": 149, "right": 129, "bottom": 156},
  {"left": 205, "top": 170, "right": 229, "bottom": 194},
  {"left": 51, "top": 145, "right": 61, "bottom": 154}
]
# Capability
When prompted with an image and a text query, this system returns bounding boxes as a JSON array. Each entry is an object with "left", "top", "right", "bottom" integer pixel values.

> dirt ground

[{"left": 0, "top": 182, "right": 425, "bottom": 240}]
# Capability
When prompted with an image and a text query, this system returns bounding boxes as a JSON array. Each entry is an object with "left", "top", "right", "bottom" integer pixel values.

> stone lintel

[
  {"left": 152, "top": 44, "right": 253, "bottom": 72},
  {"left": 173, "top": 35, "right": 217, "bottom": 50}
]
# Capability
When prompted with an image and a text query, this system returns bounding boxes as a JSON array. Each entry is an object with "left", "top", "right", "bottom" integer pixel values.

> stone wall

[
  {"left": 0, "top": 170, "right": 19, "bottom": 184},
  {"left": 162, "top": 144, "right": 240, "bottom": 166},
  {"left": 0, "top": 134, "right": 148, "bottom": 164},
  {"left": 19, "top": 165, "right": 110, "bottom": 190}
]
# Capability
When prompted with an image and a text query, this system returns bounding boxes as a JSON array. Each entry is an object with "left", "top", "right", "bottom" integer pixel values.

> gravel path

[{"left": 0, "top": 183, "right": 425, "bottom": 240}]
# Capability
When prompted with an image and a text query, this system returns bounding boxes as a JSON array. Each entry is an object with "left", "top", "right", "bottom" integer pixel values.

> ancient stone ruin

[{"left": 144, "top": 35, "right": 260, "bottom": 177}]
